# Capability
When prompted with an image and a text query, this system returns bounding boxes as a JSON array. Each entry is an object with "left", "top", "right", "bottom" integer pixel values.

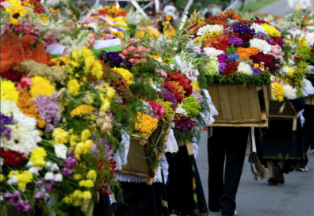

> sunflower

[
  {"left": 5, "top": 0, "right": 28, "bottom": 26},
  {"left": 50, "top": 56, "right": 70, "bottom": 69}
]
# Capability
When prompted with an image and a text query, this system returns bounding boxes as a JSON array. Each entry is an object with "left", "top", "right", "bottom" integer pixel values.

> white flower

[
  {"left": 44, "top": 172, "right": 54, "bottom": 180},
  {"left": 46, "top": 161, "right": 52, "bottom": 168},
  {"left": 181, "top": 61, "right": 199, "bottom": 82},
  {"left": 1, "top": 123, "right": 39, "bottom": 158},
  {"left": 175, "top": 105, "right": 188, "bottom": 116},
  {"left": 170, "top": 64, "right": 176, "bottom": 70},
  {"left": 26, "top": 161, "right": 34, "bottom": 168},
  {"left": 237, "top": 62, "right": 253, "bottom": 76},
  {"left": 305, "top": 33, "right": 314, "bottom": 47},
  {"left": 0, "top": 100, "right": 21, "bottom": 117},
  {"left": 197, "top": 24, "right": 223, "bottom": 36},
  {"left": 51, "top": 163, "right": 59, "bottom": 172},
  {"left": 203, "top": 47, "right": 224, "bottom": 57},
  {"left": 249, "top": 38, "right": 272, "bottom": 54},
  {"left": 270, "top": 75, "right": 276, "bottom": 82},
  {"left": 43, "top": 0, "right": 60, "bottom": 7},
  {"left": 28, "top": 167, "right": 41, "bottom": 176},
  {"left": 281, "top": 66, "right": 290, "bottom": 74},
  {"left": 54, "top": 144, "right": 68, "bottom": 160},
  {"left": 250, "top": 23, "right": 266, "bottom": 34},
  {"left": 284, "top": 85, "right": 297, "bottom": 100},
  {"left": 157, "top": 57, "right": 163, "bottom": 63},
  {"left": 7, "top": 175, "right": 18, "bottom": 185},
  {"left": 0, "top": 195, "right": 3, "bottom": 201},
  {"left": 54, "top": 173, "right": 63, "bottom": 182}
]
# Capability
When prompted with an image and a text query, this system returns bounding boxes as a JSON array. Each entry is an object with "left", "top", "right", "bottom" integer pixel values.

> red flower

[
  {"left": 223, "top": 61, "right": 239, "bottom": 77},
  {"left": 294, "top": 56, "right": 302, "bottom": 62},
  {"left": 238, "top": 33, "right": 254, "bottom": 42},
  {"left": 33, "top": 8, "right": 46, "bottom": 14},
  {"left": 172, "top": 72, "right": 181, "bottom": 81},
  {"left": 185, "top": 84, "right": 193, "bottom": 96},
  {"left": 0, "top": 149, "right": 26, "bottom": 167},
  {"left": 250, "top": 53, "right": 275, "bottom": 70},
  {"left": 163, "top": 81, "right": 176, "bottom": 93},
  {"left": 1, "top": 70, "right": 27, "bottom": 82}
]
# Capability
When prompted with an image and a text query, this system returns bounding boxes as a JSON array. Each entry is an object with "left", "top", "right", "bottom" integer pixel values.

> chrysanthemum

[
  {"left": 30, "top": 76, "right": 56, "bottom": 98},
  {"left": 70, "top": 104, "right": 95, "bottom": 117},
  {"left": 1, "top": 79, "right": 19, "bottom": 103}
]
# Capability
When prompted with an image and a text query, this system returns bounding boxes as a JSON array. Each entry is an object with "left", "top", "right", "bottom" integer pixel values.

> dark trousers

[
  {"left": 207, "top": 127, "right": 248, "bottom": 216},
  {"left": 301, "top": 105, "right": 314, "bottom": 168}
]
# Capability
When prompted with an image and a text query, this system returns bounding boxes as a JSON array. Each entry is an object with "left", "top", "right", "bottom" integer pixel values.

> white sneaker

[
  {"left": 297, "top": 167, "right": 308, "bottom": 172},
  {"left": 234, "top": 211, "right": 237, "bottom": 215}
]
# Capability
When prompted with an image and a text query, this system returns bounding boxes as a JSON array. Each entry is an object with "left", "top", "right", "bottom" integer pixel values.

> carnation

[
  {"left": 237, "top": 62, "right": 253, "bottom": 75},
  {"left": 249, "top": 38, "right": 272, "bottom": 54},
  {"left": 204, "top": 47, "right": 224, "bottom": 57},
  {"left": 283, "top": 85, "right": 297, "bottom": 100},
  {"left": 197, "top": 24, "right": 224, "bottom": 36}
]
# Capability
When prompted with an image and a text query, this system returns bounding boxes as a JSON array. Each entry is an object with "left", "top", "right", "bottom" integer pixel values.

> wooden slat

[
  {"left": 228, "top": 86, "right": 242, "bottom": 121},
  {"left": 207, "top": 86, "right": 222, "bottom": 120},
  {"left": 238, "top": 86, "right": 252, "bottom": 119},
  {"left": 262, "top": 85, "right": 269, "bottom": 117},
  {"left": 217, "top": 86, "right": 232, "bottom": 120},
  {"left": 247, "top": 86, "right": 261, "bottom": 120}
]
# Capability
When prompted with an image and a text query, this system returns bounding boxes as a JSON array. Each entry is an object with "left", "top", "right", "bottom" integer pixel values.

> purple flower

[
  {"left": 174, "top": 114, "right": 196, "bottom": 131},
  {"left": 217, "top": 53, "right": 228, "bottom": 63},
  {"left": 61, "top": 167, "right": 73, "bottom": 176},
  {"left": 251, "top": 66, "right": 262, "bottom": 75},
  {"left": 34, "top": 93, "right": 61, "bottom": 133},
  {"left": 125, "top": 60, "right": 132, "bottom": 69},
  {"left": 68, "top": 149, "right": 73, "bottom": 157},
  {"left": 192, "top": 90, "right": 202, "bottom": 104},
  {"left": 7, "top": 198, "right": 17, "bottom": 207},
  {"left": 34, "top": 192, "right": 44, "bottom": 199},
  {"left": 228, "top": 36, "right": 243, "bottom": 47},
  {"left": 36, "top": 179, "right": 44, "bottom": 186},
  {"left": 219, "top": 63, "right": 227, "bottom": 73},
  {"left": 45, "top": 184, "right": 52, "bottom": 192},
  {"left": 159, "top": 88, "right": 177, "bottom": 110},
  {"left": 16, "top": 200, "right": 32, "bottom": 212},
  {"left": 13, "top": 191, "right": 21, "bottom": 198},
  {"left": 117, "top": 123, "right": 122, "bottom": 127},
  {"left": 106, "top": 52, "right": 124, "bottom": 67},
  {"left": 233, "top": 24, "right": 255, "bottom": 35},
  {"left": 63, "top": 156, "right": 78, "bottom": 169},
  {"left": 1, "top": 113, "right": 16, "bottom": 140},
  {"left": 4, "top": 193, "right": 13, "bottom": 199}
]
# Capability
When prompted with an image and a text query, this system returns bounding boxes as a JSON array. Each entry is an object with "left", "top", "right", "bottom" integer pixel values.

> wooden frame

[
  {"left": 207, "top": 85, "right": 269, "bottom": 127},
  {"left": 116, "top": 121, "right": 172, "bottom": 185}
]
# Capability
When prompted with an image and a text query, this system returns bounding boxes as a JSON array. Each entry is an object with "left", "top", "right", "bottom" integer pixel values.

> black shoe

[
  {"left": 210, "top": 208, "right": 221, "bottom": 212},
  {"left": 268, "top": 178, "right": 277, "bottom": 185},
  {"left": 273, "top": 164, "right": 285, "bottom": 184}
]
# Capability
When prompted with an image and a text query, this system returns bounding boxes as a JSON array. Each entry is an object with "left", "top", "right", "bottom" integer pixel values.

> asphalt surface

[
  {"left": 195, "top": 130, "right": 314, "bottom": 216},
  {"left": 257, "top": 0, "right": 293, "bottom": 16}
]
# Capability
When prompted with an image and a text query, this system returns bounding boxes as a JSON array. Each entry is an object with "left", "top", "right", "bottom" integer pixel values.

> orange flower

[
  {"left": 237, "top": 47, "right": 259, "bottom": 59},
  {"left": 17, "top": 89, "right": 46, "bottom": 128}
]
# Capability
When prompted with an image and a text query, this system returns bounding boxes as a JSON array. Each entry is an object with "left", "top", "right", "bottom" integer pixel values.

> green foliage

[
  {"left": 206, "top": 71, "right": 271, "bottom": 86},
  {"left": 225, "top": 45, "right": 238, "bottom": 55}
]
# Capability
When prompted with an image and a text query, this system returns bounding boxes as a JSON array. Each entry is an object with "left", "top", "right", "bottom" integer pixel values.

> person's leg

[
  {"left": 277, "top": 160, "right": 284, "bottom": 169},
  {"left": 266, "top": 160, "right": 275, "bottom": 178},
  {"left": 220, "top": 127, "right": 248, "bottom": 216},
  {"left": 207, "top": 127, "right": 226, "bottom": 211},
  {"left": 301, "top": 117, "right": 314, "bottom": 167}
]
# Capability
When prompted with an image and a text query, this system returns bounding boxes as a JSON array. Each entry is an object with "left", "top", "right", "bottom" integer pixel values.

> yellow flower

[
  {"left": 83, "top": 140, "right": 93, "bottom": 154},
  {"left": 84, "top": 179, "right": 94, "bottom": 188},
  {"left": 288, "top": 69, "right": 295, "bottom": 77},
  {"left": 81, "top": 191, "right": 92, "bottom": 199},
  {"left": 1, "top": 79, "right": 19, "bottom": 103},
  {"left": 52, "top": 128, "right": 69, "bottom": 145},
  {"left": 31, "top": 147, "right": 47, "bottom": 158},
  {"left": 74, "top": 174, "right": 82, "bottom": 180},
  {"left": 31, "top": 158, "right": 46, "bottom": 168},
  {"left": 298, "top": 38, "right": 308, "bottom": 47},
  {"left": 67, "top": 79, "right": 80, "bottom": 96},
  {"left": 134, "top": 112, "right": 158, "bottom": 138},
  {"left": 8, "top": 171, "right": 19, "bottom": 179},
  {"left": 30, "top": 76, "right": 56, "bottom": 98},
  {"left": 62, "top": 196, "right": 73, "bottom": 204},
  {"left": 40, "top": 16, "right": 49, "bottom": 23},
  {"left": 0, "top": 174, "right": 5, "bottom": 182},
  {"left": 112, "top": 67, "right": 134, "bottom": 85},
  {"left": 70, "top": 104, "right": 95, "bottom": 117},
  {"left": 18, "top": 182, "right": 27, "bottom": 190},
  {"left": 271, "top": 82, "right": 285, "bottom": 102},
  {"left": 73, "top": 199, "right": 82, "bottom": 206},
  {"left": 6, "top": 0, "right": 28, "bottom": 26},
  {"left": 72, "top": 190, "right": 82, "bottom": 198},
  {"left": 86, "top": 170, "right": 97, "bottom": 179},
  {"left": 106, "top": 86, "right": 115, "bottom": 99},
  {"left": 100, "top": 99, "right": 111, "bottom": 112},
  {"left": 70, "top": 135, "right": 79, "bottom": 147},
  {"left": 191, "top": 81, "right": 201, "bottom": 92},
  {"left": 261, "top": 23, "right": 281, "bottom": 37},
  {"left": 79, "top": 180, "right": 86, "bottom": 187},
  {"left": 81, "top": 129, "right": 91, "bottom": 142}
]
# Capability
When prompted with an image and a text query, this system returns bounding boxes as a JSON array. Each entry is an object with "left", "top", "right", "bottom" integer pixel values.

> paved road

[
  {"left": 257, "top": 0, "right": 293, "bottom": 16},
  {"left": 196, "top": 131, "right": 314, "bottom": 216}
]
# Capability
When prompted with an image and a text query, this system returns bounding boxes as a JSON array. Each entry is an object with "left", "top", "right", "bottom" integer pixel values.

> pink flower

[
  {"left": 16, "top": 77, "right": 32, "bottom": 90},
  {"left": 148, "top": 101, "right": 165, "bottom": 121}
]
